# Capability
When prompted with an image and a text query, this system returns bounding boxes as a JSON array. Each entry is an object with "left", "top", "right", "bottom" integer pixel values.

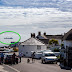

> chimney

[
  {"left": 38, "top": 31, "right": 41, "bottom": 36},
  {"left": 31, "top": 33, "right": 35, "bottom": 38},
  {"left": 44, "top": 32, "right": 46, "bottom": 36},
  {"left": 31, "top": 33, "right": 33, "bottom": 38}
]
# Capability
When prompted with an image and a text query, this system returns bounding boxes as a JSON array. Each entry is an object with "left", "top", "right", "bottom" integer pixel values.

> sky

[{"left": 0, "top": 0, "right": 72, "bottom": 46}]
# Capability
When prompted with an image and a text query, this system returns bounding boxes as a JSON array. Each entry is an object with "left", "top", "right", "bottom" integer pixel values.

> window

[{"left": 37, "top": 46, "right": 41, "bottom": 50}]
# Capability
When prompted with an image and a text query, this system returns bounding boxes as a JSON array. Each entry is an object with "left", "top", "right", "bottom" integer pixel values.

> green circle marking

[{"left": 0, "top": 31, "right": 21, "bottom": 45}]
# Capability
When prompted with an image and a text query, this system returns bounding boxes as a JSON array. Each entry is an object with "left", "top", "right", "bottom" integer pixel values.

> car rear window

[{"left": 45, "top": 54, "right": 55, "bottom": 56}]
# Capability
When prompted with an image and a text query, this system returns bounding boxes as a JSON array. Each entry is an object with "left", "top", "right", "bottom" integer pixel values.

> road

[
  {"left": 0, "top": 64, "right": 19, "bottom": 72},
  {"left": 11, "top": 58, "right": 72, "bottom": 72}
]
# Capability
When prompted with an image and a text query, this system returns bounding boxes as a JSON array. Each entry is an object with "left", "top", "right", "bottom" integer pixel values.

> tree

[{"left": 49, "top": 39, "right": 59, "bottom": 46}]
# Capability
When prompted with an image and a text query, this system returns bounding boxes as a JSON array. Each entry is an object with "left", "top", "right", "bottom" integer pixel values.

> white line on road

[
  {"left": 4, "top": 64, "right": 20, "bottom": 72},
  {"left": 0, "top": 65, "right": 9, "bottom": 72}
]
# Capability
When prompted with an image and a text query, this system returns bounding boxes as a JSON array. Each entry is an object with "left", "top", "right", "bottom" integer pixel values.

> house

[
  {"left": 36, "top": 31, "right": 63, "bottom": 45},
  {"left": 36, "top": 32, "right": 49, "bottom": 44},
  {"left": 45, "top": 35, "right": 63, "bottom": 45},
  {"left": 19, "top": 34, "right": 47, "bottom": 57},
  {"left": 60, "top": 29, "right": 72, "bottom": 69}
]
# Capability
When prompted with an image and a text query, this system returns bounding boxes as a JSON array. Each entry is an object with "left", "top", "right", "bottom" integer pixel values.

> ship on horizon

[{"left": 4, "top": 37, "right": 13, "bottom": 39}]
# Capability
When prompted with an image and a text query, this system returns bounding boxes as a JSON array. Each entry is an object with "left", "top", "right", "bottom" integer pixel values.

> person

[
  {"left": 1, "top": 52, "right": 4, "bottom": 64},
  {"left": 19, "top": 52, "right": 22, "bottom": 63},
  {"left": 12, "top": 53, "right": 16, "bottom": 64},
  {"left": 15, "top": 55, "right": 18, "bottom": 64},
  {"left": 31, "top": 52, "right": 35, "bottom": 63}
]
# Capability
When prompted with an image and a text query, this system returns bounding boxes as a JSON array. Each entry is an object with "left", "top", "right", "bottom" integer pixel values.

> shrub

[{"left": 49, "top": 39, "right": 59, "bottom": 46}]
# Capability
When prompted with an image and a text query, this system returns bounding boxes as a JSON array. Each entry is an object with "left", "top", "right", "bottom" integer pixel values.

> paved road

[
  {"left": 0, "top": 64, "right": 19, "bottom": 72},
  {"left": 11, "top": 58, "right": 72, "bottom": 72}
]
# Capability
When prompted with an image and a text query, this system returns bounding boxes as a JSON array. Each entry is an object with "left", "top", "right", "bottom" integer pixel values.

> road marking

[
  {"left": 0, "top": 65, "right": 9, "bottom": 72},
  {"left": 4, "top": 64, "right": 20, "bottom": 72}
]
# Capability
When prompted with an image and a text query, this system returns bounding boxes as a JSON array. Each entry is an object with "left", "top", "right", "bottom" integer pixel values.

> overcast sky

[{"left": 0, "top": 0, "right": 72, "bottom": 46}]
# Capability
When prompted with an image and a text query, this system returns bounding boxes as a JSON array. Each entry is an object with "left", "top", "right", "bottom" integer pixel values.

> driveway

[{"left": 11, "top": 58, "right": 72, "bottom": 72}]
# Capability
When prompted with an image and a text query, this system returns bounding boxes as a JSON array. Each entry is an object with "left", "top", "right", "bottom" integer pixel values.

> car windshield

[
  {"left": 45, "top": 54, "right": 55, "bottom": 56},
  {"left": 5, "top": 50, "right": 9, "bottom": 51}
]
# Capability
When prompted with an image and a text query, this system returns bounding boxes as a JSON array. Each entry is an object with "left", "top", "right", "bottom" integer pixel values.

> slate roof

[
  {"left": 66, "top": 33, "right": 72, "bottom": 40},
  {"left": 20, "top": 37, "right": 45, "bottom": 45},
  {"left": 36, "top": 35, "right": 48, "bottom": 39},
  {"left": 46, "top": 35, "right": 63, "bottom": 39},
  {"left": 63, "top": 29, "right": 72, "bottom": 40}
]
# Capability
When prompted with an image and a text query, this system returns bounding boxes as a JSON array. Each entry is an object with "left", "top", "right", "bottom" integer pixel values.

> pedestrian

[
  {"left": 31, "top": 52, "right": 35, "bottom": 63},
  {"left": 19, "top": 52, "right": 22, "bottom": 63},
  {"left": 12, "top": 53, "right": 16, "bottom": 64},
  {"left": 1, "top": 52, "right": 4, "bottom": 64}
]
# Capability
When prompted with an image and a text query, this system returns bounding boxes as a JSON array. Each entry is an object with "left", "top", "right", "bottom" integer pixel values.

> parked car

[
  {"left": 4, "top": 53, "right": 19, "bottom": 64},
  {"left": 41, "top": 52, "right": 57, "bottom": 64},
  {"left": 3, "top": 49, "right": 14, "bottom": 53},
  {"left": 4, "top": 53, "right": 13, "bottom": 64},
  {"left": 35, "top": 52, "right": 42, "bottom": 59},
  {"left": 34, "top": 50, "right": 52, "bottom": 59}
]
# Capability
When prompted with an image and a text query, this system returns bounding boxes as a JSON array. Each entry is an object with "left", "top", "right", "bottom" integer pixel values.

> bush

[{"left": 49, "top": 39, "right": 59, "bottom": 46}]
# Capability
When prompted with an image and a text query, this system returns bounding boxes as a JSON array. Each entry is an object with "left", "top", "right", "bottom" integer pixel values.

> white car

[
  {"left": 41, "top": 52, "right": 57, "bottom": 64},
  {"left": 3, "top": 49, "right": 14, "bottom": 53}
]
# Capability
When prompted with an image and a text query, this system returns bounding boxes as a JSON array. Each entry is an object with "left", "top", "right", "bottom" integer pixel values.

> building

[
  {"left": 36, "top": 32, "right": 49, "bottom": 44},
  {"left": 19, "top": 36, "right": 47, "bottom": 57},
  {"left": 60, "top": 29, "right": 72, "bottom": 69},
  {"left": 36, "top": 31, "right": 63, "bottom": 45},
  {"left": 46, "top": 35, "right": 63, "bottom": 45}
]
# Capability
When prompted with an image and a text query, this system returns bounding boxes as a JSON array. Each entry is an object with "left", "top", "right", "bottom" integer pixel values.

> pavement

[
  {"left": 11, "top": 58, "right": 72, "bottom": 72},
  {"left": 0, "top": 64, "right": 19, "bottom": 72}
]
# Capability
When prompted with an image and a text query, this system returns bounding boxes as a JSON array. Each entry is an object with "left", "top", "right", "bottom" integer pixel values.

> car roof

[
  {"left": 5, "top": 53, "right": 13, "bottom": 55},
  {"left": 43, "top": 52, "right": 54, "bottom": 54}
]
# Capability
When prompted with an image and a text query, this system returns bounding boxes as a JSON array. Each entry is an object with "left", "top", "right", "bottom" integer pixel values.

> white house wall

[
  {"left": 63, "top": 40, "right": 72, "bottom": 48},
  {"left": 19, "top": 45, "right": 46, "bottom": 57}
]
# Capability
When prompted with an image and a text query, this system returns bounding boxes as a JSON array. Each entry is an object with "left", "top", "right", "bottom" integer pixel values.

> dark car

[
  {"left": 4, "top": 53, "right": 19, "bottom": 64},
  {"left": 4, "top": 54, "right": 13, "bottom": 64}
]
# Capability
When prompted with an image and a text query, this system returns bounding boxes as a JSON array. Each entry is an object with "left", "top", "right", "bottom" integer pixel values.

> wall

[
  {"left": 19, "top": 45, "right": 46, "bottom": 57},
  {"left": 63, "top": 40, "right": 72, "bottom": 48}
]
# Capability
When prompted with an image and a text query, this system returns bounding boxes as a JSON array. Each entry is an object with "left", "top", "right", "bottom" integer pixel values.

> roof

[
  {"left": 36, "top": 35, "right": 49, "bottom": 44},
  {"left": 46, "top": 35, "right": 63, "bottom": 39},
  {"left": 20, "top": 37, "right": 45, "bottom": 45},
  {"left": 63, "top": 29, "right": 72, "bottom": 40},
  {"left": 36, "top": 35, "right": 48, "bottom": 39}
]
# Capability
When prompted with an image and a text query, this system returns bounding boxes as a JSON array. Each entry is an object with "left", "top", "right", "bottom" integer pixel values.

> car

[
  {"left": 3, "top": 49, "right": 14, "bottom": 53},
  {"left": 41, "top": 52, "right": 57, "bottom": 64},
  {"left": 34, "top": 50, "right": 52, "bottom": 59},
  {"left": 4, "top": 53, "right": 19, "bottom": 64},
  {"left": 4, "top": 53, "right": 13, "bottom": 64},
  {"left": 35, "top": 52, "right": 42, "bottom": 59}
]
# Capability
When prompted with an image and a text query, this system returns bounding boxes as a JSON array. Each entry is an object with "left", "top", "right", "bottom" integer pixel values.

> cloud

[
  {"left": 0, "top": 7, "right": 72, "bottom": 44},
  {"left": 0, "top": 7, "right": 72, "bottom": 26}
]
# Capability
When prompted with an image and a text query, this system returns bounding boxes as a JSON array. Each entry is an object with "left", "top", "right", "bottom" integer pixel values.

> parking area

[{"left": 11, "top": 58, "right": 72, "bottom": 72}]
